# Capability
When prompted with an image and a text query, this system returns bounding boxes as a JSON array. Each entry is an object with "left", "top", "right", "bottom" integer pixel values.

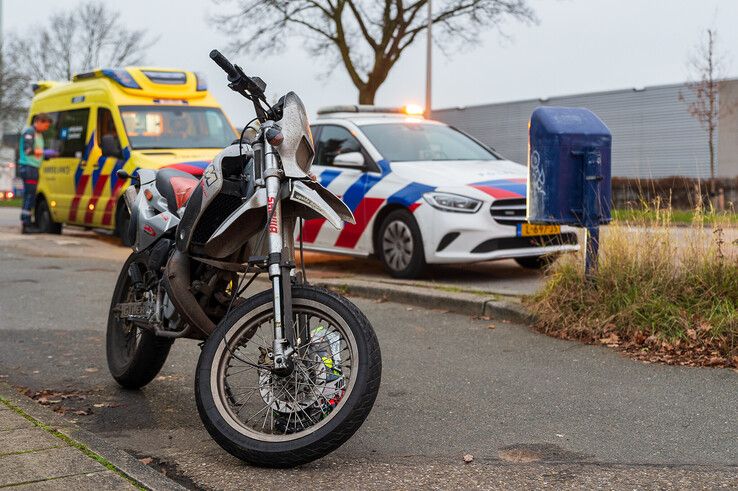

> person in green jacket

[{"left": 18, "top": 113, "right": 52, "bottom": 234}]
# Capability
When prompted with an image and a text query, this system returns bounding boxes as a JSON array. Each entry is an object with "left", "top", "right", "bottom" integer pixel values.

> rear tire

[
  {"left": 514, "top": 255, "right": 557, "bottom": 270},
  {"left": 106, "top": 254, "right": 172, "bottom": 389},
  {"left": 377, "top": 209, "right": 426, "bottom": 279},
  {"left": 34, "top": 196, "right": 62, "bottom": 234},
  {"left": 195, "top": 286, "right": 381, "bottom": 467}
]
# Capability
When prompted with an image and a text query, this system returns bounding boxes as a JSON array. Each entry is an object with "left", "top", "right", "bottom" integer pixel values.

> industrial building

[{"left": 433, "top": 79, "right": 738, "bottom": 179}]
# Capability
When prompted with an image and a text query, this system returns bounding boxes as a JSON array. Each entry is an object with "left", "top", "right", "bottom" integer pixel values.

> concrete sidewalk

[{"left": 0, "top": 383, "right": 185, "bottom": 491}]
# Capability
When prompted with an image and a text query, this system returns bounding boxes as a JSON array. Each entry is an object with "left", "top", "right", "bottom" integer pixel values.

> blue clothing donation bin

[{"left": 527, "top": 106, "right": 612, "bottom": 276}]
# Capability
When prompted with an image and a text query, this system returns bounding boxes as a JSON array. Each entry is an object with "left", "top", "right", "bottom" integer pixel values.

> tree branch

[{"left": 212, "top": 0, "right": 535, "bottom": 103}]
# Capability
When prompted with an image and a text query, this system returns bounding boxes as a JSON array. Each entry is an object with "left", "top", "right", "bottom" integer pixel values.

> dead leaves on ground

[
  {"left": 23, "top": 388, "right": 121, "bottom": 416},
  {"left": 538, "top": 321, "right": 737, "bottom": 369}
]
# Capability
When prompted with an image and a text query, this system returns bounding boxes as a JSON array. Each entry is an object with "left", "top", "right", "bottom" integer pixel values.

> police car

[{"left": 305, "top": 105, "right": 579, "bottom": 278}]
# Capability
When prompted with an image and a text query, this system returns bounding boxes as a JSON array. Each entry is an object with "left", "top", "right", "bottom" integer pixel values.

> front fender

[
  {"left": 204, "top": 179, "right": 355, "bottom": 258},
  {"left": 289, "top": 180, "right": 355, "bottom": 229}
]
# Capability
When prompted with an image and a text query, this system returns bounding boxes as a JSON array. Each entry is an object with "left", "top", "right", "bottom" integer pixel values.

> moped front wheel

[{"left": 195, "top": 286, "right": 382, "bottom": 468}]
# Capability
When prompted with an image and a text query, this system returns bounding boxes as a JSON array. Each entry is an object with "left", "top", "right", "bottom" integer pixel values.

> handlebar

[
  {"left": 209, "top": 49, "right": 239, "bottom": 81},
  {"left": 209, "top": 48, "right": 282, "bottom": 123}
]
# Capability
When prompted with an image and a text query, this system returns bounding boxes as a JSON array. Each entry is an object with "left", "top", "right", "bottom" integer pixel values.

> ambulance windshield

[{"left": 120, "top": 106, "right": 235, "bottom": 150}]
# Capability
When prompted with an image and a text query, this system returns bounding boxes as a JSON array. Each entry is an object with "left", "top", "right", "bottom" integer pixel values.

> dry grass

[{"left": 529, "top": 202, "right": 738, "bottom": 367}]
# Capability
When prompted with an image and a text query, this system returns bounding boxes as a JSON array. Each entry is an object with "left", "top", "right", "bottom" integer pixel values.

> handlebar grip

[{"left": 209, "top": 49, "right": 238, "bottom": 79}]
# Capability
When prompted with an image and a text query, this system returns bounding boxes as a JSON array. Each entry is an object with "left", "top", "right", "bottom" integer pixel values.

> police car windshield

[
  {"left": 120, "top": 106, "right": 235, "bottom": 150},
  {"left": 361, "top": 122, "right": 500, "bottom": 162}
]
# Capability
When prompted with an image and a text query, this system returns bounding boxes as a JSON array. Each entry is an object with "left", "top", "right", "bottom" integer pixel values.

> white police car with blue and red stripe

[{"left": 303, "top": 106, "right": 579, "bottom": 278}]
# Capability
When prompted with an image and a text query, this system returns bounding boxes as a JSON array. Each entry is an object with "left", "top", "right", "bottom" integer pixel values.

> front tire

[
  {"left": 195, "top": 286, "right": 381, "bottom": 468},
  {"left": 378, "top": 209, "right": 426, "bottom": 279},
  {"left": 35, "top": 196, "right": 62, "bottom": 234},
  {"left": 106, "top": 254, "right": 172, "bottom": 389}
]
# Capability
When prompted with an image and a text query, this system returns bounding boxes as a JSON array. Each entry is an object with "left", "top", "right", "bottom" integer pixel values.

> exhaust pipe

[{"left": 164, "top": 251, "right": 216, "bottom": 336}]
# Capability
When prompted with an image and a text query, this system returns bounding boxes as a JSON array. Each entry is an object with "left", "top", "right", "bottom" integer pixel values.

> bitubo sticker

[{"left": 267, "top": 197, "right": 279, "bottom": 233}]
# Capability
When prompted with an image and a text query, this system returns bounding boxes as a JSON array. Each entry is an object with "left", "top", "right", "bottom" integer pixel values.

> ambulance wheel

[
  {"left": 116, "top": 202, "right": 133, "bottom": 247},
  {"left": 35, "top": 196, "right": 62, "bottom": 234},
  {"left": 514, "top": 255, "right": 557, "bottom": 270},
  {"left": 378, "top": 209, "right": 426, "bottom": 279}
]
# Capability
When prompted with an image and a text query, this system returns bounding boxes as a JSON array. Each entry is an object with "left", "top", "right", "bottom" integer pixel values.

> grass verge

[
  {"left": 612, "top": 207, "right": 738, "bottom": 225},
  {"left": 0, "top": 198, "right": 21, "bottom": 207},
  {"left": 528, "top": 206, "right": 738, "bottom": 368}
]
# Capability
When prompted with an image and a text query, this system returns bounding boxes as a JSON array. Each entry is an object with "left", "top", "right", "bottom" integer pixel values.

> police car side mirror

[
  {"left": 333, "top": 151, "right": 365, "bottom": 168},
  {"left": 101, "top": 134, "right": 123, "bottom": 159}
]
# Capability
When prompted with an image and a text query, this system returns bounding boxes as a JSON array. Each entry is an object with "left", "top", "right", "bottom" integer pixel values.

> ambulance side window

[
  {"left": 314, "top": 125, "right": 364, "bottom": 168},
  {"left": 56, "top": 109, "right": 90, "bottom": 158},
  {"left": 97, "top": 108, "right": 121, "bottom": 151},
  {"left": 37, "top": 112, "right": 60, "bottom": 152}
]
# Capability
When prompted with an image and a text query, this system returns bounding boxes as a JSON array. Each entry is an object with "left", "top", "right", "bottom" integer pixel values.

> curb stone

[
  {"left": 0, "top": 382, "right": 187, "bottom": 491},
  {"left": 298, "top": 277, "right": 534, "bottom": 322}
]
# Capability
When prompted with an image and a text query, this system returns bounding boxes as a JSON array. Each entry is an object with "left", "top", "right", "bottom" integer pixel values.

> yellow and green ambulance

[{"left": 27, "top": 67, "right": 236, "bottom": 241}]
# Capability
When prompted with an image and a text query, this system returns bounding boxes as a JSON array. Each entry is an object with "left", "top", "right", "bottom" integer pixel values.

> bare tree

[
  {"left": 212, "top": 0, "right": 535, "bottom": 104},
  {"left": 8, "top": 2, "right": 156, "bottom": 81},
  {"left": 681, "top": 28, "right": 736, "bottom": 195},
  {"left": 0, "top": 41, "right": 30, "bottom": 133}
]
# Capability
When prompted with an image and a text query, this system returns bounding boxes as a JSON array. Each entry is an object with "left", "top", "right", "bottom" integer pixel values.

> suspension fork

[{"left": 259, "top": 126, "right": 295, "bottom": 374}]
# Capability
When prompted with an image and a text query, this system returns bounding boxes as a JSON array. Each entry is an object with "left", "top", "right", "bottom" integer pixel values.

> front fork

[{"left": 260, "top": 134, "right": 296, "bottom": 374}]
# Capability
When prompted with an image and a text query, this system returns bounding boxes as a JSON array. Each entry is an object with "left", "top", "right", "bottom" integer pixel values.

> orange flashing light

[{"left": 403, "top": 104, "right": 424, "bottom": 116}]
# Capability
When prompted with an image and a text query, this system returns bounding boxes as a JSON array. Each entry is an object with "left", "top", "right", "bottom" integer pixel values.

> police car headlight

[{"left": 422, "top": 192, "right": 482, "bottom": 213}]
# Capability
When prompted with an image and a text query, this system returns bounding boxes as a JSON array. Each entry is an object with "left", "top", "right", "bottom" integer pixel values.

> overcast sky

[{"left": 4, "top": 0, "right": 738, "bottom": 127}]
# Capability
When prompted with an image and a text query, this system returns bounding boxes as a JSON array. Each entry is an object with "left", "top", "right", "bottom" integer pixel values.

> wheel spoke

[{"left": 215, "top": 299, "right": 359, "bottom": 441}]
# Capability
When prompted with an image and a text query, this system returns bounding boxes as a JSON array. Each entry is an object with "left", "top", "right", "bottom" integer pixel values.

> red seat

[
  {"left": 169, "top": 176, "right": 198, "bottom": 210},
  {"left": 155, "top": 168, "right": 199, "bottom": 214}
]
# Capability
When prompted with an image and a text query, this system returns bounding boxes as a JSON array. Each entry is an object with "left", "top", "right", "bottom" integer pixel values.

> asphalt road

[
  {"left": 0, "top": 207, "right": 547, "bottom": 296},
  {"left": 0, "top": 213, "right": 737, "bottom": 489}
]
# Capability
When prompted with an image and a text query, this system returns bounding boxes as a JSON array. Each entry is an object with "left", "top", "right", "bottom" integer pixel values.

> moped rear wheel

[
  {"left": 106, "top": 254, "right": 172, "bottom": 389},
  {"left": 195, "top": 286, "right": 382, "bottom": 467}
]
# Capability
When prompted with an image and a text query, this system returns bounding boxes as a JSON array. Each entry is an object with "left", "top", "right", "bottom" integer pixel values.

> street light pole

[{"left": 424, "top": 0, "right": 432, "bottom": 119}]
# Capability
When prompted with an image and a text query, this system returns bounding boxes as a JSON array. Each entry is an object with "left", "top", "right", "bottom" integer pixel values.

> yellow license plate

[{"left": 517, "top": 223, "right": 561, "bottom": 236}]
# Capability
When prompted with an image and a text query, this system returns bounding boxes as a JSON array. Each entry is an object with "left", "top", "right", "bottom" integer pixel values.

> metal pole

[
  {"left": 584, "top": 226, "right": 599, "bottom": 280},
  {"left": 582, "top": 149, "right": 603, "bottom": 280},
  {"left": 424, "top": 0, "right": 432, "bottom": 119},
  {"left": 1, "top": 0, "right": 4, "bottom": 140}
]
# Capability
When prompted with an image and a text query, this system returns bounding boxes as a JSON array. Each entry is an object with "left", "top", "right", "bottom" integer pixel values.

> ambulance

[{"left": 27, "top": 67, "right": 236, "bottom": 243}]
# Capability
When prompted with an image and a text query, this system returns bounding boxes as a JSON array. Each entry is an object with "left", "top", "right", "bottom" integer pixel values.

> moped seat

[{"left": 155, "top": 168, "right": 199, "bottom": 215}]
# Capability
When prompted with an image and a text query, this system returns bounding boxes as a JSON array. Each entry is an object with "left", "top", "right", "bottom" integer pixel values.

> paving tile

[
  {"left": 0, "top": 427, "right": 62, "bottom": 455},
  {"left": 0, "top": 446, "right": 105, "bottom": 487},
  {"left": 0, "top": 410, "right": 35, "bottom": 431},
  {"left": 11, "top": 470, "right": 136, "bottom": 490}
]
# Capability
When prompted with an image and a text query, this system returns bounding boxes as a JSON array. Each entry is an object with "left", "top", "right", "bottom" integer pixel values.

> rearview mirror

[
  {"left": 101, "top": 134, "right": 122, "bottom": 159},
  {"left": 333, "top": 151, "right": 365, "bottom": 168}
]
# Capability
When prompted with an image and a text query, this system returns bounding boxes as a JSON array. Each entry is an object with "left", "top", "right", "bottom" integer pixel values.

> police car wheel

[
  {"left": 116, "top": 202, "right": 133, "bottom": 247},
  {"left": 514, "top": 255, "right": 557, "bottom": 270},
  {"left": 34, "top": 197, "right": 62, "bottom": 234},
  {"left": 378, "top": 209, "right": 426, "bottom": 279}
]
